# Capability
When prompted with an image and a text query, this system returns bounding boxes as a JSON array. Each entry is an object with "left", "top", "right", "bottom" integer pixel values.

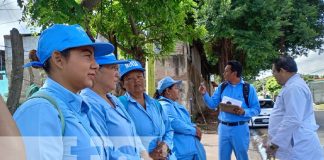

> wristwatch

[{"left": 270, "top": 143, "right": 279, "bottom": 150}]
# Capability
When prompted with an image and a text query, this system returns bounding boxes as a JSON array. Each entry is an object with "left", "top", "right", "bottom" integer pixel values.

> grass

[{"left": 314, "top": 104, "right": 324, "bottom": 110}]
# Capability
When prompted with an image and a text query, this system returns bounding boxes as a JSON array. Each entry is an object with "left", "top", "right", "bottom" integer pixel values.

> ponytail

[{"left": 153, "top": 90, "right": 161, "bottom": 99}]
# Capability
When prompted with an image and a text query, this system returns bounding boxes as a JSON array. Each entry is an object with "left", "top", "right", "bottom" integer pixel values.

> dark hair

[
  {"left": 227, "top": 60, "right": 242, "bottom": 77},
  {"left": 153, "top": 84, "right": 174, "bottom": 99},
  {"left": 29, "top": 49, "right": 70, "bottom": 73},
  {"left": 273, "top": 55, "right": 298, "bottom": 73}
]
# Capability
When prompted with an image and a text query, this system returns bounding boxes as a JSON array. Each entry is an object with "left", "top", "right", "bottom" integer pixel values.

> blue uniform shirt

[
  {"left": 13, "top": 78, "right": 107, "bottom": 160},
  {"left": 119, "top": 92, "right": 174, "bottom": 153},
  {"left": 159, "top": 96, "right": 202, "bottom": 158},
  {"left": 203, "top": 79, "right": 260, "bottom": 122},
  {"left": 81, "top": 88, "right": 145, "bottom": 159}
]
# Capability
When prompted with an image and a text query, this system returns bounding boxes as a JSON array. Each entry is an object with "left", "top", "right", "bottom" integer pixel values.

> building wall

[
  {"left": 309, "top": 80, "right": 324, "bottom": 104},
  {"left": 155, "top": 42, "right": 207, "bottom": 116}
]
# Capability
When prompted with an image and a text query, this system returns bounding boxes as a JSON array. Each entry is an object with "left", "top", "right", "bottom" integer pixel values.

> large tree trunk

[{"left": 6, "top": 28, "right": 24, "bottom": 114}]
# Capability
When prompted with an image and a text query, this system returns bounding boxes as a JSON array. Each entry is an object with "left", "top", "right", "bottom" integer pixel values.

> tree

[
  {"left": 6, "top": 29, "right": 24, "bottom": 114},
  {"left": 265, "top": 77, "right": 281, "bottom": 97},
  {"left": 18, "top": 0, "right": 205, "bottom": 64},
  {"left": 200, "top": 0, "right": 324, "bottom": 80}
]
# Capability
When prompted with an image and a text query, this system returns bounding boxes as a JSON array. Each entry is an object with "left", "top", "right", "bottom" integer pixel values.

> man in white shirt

[{"left": 267, "top": 55, "right": 324, "bottom": 160}]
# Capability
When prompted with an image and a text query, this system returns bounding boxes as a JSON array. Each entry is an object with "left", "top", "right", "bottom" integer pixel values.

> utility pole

[{"left": 6, "top": 28, "right": 24, "bottom": 114}]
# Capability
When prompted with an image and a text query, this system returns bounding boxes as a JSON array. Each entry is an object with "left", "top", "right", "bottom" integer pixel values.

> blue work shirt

[
  {"left": 202, "top": 79, "right": 260, "bottom": 122},
  {"left": 159, "top": 96, "right": 201, "bottom": 158},
  {"left": 119, "top": 92, "right": 174, "bottom": 153},
  {"left": 14, "top": 78, "right": 107, "bottom": 160},
  {"left": 80, "top": 88, "right": 145, "bottom": 160}
]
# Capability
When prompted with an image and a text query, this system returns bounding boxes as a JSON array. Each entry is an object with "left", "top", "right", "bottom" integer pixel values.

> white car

[{"left": 249, "top": 98, "right": 274, "bottom": 127}]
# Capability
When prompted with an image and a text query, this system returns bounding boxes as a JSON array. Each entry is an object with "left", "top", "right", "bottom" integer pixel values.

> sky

[{"left": 1, "top": 0, "right": 324, "bottom": 78}]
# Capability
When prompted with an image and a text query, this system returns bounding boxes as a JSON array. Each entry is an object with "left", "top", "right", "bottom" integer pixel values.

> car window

[{"left": 259, "top": 100, "right": 274, "bottom": 108}]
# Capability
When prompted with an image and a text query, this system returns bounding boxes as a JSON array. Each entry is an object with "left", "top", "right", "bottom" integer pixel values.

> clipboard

[{"left": 219, "top": 103, "right": 240, "bottom": 114}]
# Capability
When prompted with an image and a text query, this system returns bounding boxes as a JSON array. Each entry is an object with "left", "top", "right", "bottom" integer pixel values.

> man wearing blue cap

[
  {"left": 14, "top": 24, "right": 114, "bottom": 160},
  {"left": 118, "top": 60, "right": 176, "bottom": 160},
  {"left": 154, "top": 76, "right": 206, "bottom": 160},
  {"left": 80, "top": 54, "right": 152, "bottom": 160}
]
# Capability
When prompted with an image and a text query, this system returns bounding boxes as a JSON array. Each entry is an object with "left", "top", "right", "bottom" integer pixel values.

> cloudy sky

[{"left": 1, "top": 0, "right": 324, "bottom": 77}]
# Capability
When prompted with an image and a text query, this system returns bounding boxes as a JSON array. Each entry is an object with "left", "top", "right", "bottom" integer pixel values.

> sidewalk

[{"left": 201, "top": 132, "right": 262, "bottom": 160}]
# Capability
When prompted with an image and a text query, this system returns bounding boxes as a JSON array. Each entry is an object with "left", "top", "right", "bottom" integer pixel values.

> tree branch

[{"left": 81, "top": 0, "right": 101, "bottom": 11}]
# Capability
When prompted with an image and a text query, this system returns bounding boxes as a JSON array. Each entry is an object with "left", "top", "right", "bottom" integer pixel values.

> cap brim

[
  {"left": 23, "top": 61, "right": 44, "bottom": 68},
  {"left": 91, "top": 43, "right": 115, "bottom": 57},
  {"left": 121, "top": 68, "right": 145, "bottom": 79},
  {"left": 96, "top": 59, "right": 129, "bottom": 65}
]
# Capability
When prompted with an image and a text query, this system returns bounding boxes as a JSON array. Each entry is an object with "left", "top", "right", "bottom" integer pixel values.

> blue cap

[
  {"left": 157, "top": 76, "right": 182, "bottom": 94},
  {"left": 119, "top": 60, "right": 145, "bottom": 79},
  {"left": 23, "top": 24, "right": 114, "bottom": 68},
  {"left": 95, "top": 53, "right": 129, "bottom": 65}
]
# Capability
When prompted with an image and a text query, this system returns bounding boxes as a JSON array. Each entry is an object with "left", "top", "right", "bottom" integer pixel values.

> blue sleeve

[
  {"left": 106, "top": 138, "right": 142, "bottom": 160},
  {"left": 202, "top": 85, "right": 222, "bottom": 109},
  {"left": 13, "top": 99, "right": 63, "bottom": 160},
  {"left": 161, "top": 102, "right": 196, "bottom": 136},
  {"left": 157, "top": 102, "right": 174, "bottom": 150},
  {"left": 243, "top": 85, "right": 260, "bottom": 118}
]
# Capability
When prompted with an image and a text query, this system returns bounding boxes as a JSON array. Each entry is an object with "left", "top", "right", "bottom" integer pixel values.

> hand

[
  {"left": 265, "top": 143, "right": 278, "bottom": 159},
  {"left": 140, "top": 150, "right": 153, "bottom": 160},
  {"left": 233, "top": 107, "right": 245, "bottom": 115},
  {"left": 149, "top": 141, "right": 168, "bottom": 160},
  {"left": 198, "top": 82, "right": 207, "bottom": 95},
  {"left": 195, "top": 126, "right": 202, "bottom": 141}
]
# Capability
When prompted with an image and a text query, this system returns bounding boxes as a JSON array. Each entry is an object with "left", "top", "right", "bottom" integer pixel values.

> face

[
  {"left": 122, "top": 70, "right": 145, "bottom": 94},
  {"left": 95, "top": 64, "right": 120, "bottom": 92},
  {"left": 223, "top": 65, "right": 236, "bottom": 81},
  {"left": 60, "top": 46, "right": 99, "bottom": 92},
  {"left": 272, "top": 64, "right": 284, "bottom": 85},
  {"left": 165, "top": 84, "right": 180, "bottom": 101}
]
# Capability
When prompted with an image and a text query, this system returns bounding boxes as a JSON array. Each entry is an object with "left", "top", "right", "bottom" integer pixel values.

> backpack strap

[
  {"left": 243, "top": 82, "right": 250, "bottom": 107},
  {"left": 118, "top": 95, "right": 129, "bottom": 110},
  {"left": 28, "top": 91, "right": 65, "bottom": 135},
  {"left": 219, "top": 82, "right": 250, "bottom": 107}
]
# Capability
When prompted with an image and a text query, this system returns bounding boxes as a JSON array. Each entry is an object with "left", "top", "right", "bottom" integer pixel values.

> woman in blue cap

[
  {"left": 118, "top": 60, "right": 176, "bottom": 160},
  {"left": 154, "top": 76, "right": 206, "bottom": 160},
  {"left": 80, "top": 53, "right": 151, "bottom": 160},
  {"left": 13, "top": 24, "right": 113, "bottom": 160}
]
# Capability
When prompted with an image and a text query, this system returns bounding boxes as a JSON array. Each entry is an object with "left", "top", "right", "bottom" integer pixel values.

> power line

[
  {"left": 0, "top": 20, "right": 20, "bottom": 25},
  {"left": 0, "top": 9, "right": 20, "bottom": 10}
]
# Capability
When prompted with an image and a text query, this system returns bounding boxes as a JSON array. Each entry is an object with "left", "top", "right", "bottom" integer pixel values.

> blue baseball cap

[
  {"left": 157, "top": 76, "right": 182, "bottom": 94},
  {"left": 95, "top": 53, "right": 129, "bottom": 65},
  {"left": 119, "top": 60, "right": 145, "bottom": 79},
  {"left": 23, "top": 24, "right": 114, "bottom": 68}
]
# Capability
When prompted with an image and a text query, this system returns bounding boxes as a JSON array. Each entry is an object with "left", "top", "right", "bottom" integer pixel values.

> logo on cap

[{"left": 125, "top": 61, "right": 139, "bottom": 68}]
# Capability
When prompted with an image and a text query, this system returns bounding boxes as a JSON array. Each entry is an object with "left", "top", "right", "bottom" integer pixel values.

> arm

[
  {"left": 160, "top": 103, "right": 174, "bottom": 150},
  {"left": 270, "top": 87, "right": 305, "bottom": 150},
  {"left": 13, "top": 99, "right": 63, "bottom": 160},
  {"left": 0, "top": 96, "right": 26, "bottom": 160},
  {"left": 161, "top": 102, "right": 196, "bottom": 136},
  {"left": 202, "top": 86, "right": 222, "bottom": 109},
  {"left": 242, "top": 85, "right": 261, "bottom": 118}
]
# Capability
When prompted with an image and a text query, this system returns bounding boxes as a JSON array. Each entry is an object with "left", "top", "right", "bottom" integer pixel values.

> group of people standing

[
  {"left": 0, "top": 23, "right": 323, "bottom": 160},
  {"left": 11, "top": 24, "right": 206, "bottom": 160}
]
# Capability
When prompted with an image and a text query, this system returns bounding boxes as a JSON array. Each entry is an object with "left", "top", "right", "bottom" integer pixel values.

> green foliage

[
  {"left": 200, "top": 0, "right": 324, "bottom": 79},
  {"left": 265, "top": 77, "right": 281, "bottom": 96},
  {"left": 20, "top": 0, "right": 205, "bottom": 61}
]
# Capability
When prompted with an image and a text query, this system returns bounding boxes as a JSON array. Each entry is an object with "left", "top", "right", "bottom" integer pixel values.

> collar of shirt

[
  {"left": 41, "top": 77, "right": 84, "bottom": 114},
  {"left": 283, "top": 73, "right": 299, "bottom": 87},
  {"left": 225, "top": 78, "right": 245, "bottom": 86}
]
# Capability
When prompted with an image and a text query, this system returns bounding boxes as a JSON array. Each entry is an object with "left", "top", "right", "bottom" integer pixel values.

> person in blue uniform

[
  {"left": 80, "top": 53, "right": 151, "bottom": 160},
  {"left": 198, "top": 60, "right": 260, "bottom": 160},
  {"left": 13, "top": 24, "right": 113, "bottom": 160},
  {"left": 154, "top": 76, "right": 206, "bottom": 160},
  {"left": 118, "top": 60, "right": 176, "bottom": 160}
]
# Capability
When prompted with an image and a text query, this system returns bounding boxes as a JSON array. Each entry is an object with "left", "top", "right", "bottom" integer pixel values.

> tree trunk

[{"left": 6, "top": 28, "right": 24, "bottom": 114}]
